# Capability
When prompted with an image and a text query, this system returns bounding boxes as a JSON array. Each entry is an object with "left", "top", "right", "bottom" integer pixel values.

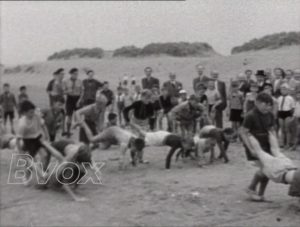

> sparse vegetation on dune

[
  {"left": 47, "top": 47, "right": 105, "bottom": 60},
  {"left": 113, "top": 42, "right": 218, "bottom": 57},
  {"left": 231, "top": 31, "right": 300, "bottom": 54}
]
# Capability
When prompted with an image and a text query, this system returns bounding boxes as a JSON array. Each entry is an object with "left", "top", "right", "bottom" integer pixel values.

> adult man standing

[
  {"left": 64, "top": 68, "right": 83, "bottom": 137},
  {"left": 193, "top": 64, "right": 210, "bottom": 93},
  {"left": 46, "top": 68, "right": 65, "bottom": 107},
  {"left": 78, "top": 70, "right": 102, "bottom": 107},
  {"left": 141, "top": 67, "right": 160, "bottom": 90},
  {"left": 255, "top": 70, "right": 267, "bottom": 93},
  {"left": 210, "top": 70, "right": 227, "bottom": 128},
  {"left": 162, "top": 73, "right": 183, "bottom": 103}
]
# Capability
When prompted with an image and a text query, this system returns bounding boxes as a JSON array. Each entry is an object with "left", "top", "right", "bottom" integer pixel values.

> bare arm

[
  {"left": 239, "top": 126, "right": 256, "bottom": 156},
  {"left": 41, "top": 141, "right": 66, "bottom": 162}
]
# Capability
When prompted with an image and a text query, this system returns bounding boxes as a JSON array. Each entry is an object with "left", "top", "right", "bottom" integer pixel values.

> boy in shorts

[
  {"left": 16, "top": 100, "right": 50, "bottom": 185},
  {"left": 0, "top": 83, "right": 17, "bottom": 134}
]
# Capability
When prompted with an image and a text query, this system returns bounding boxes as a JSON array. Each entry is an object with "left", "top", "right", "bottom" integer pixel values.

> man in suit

[
  {"left": 255, "top": 70, "right": 267, "bottom": 93},
  {"left": 141, "top": 67, "right": 160, "bottom": 90},
  {"left": 193, "top": 64, "right": 210, "bottom": 93},
  {"left": 162, "top": 73, "right": 183, "bottom": 99},
  {"left": 210, "top": 70, "right": 227, "bottom": 128}
]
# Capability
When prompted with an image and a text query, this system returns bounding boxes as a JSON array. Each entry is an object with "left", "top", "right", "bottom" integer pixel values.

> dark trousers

[{"left": 215, "top": 110, "right": 223, "bottom": 128}]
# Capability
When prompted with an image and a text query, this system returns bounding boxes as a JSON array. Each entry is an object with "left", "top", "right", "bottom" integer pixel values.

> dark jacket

[
  {"left": 142, "top": 77, "right": 160, "bottom": 90},
  {"left": 162, "top": 80, "right": 183, "bottom": 97}
]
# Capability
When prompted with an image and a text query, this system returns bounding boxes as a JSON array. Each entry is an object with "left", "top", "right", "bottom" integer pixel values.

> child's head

[
  {"left": 197, "top": 84, "right": 206, "bottom": 95},
  {"left": 179, "top": 90, "right": 187, "bottom": 100},
  {"left": 151, "top": 86, "right": 159, "bottom": 96},
  {"left": 135, "top": 85, "right": 141, "bottom": 93},
  {"left": 223, "top": 127, "right": 235, "bottom": 142},
  {"left": 52, "top": 96, "right": 65, "bottom": 111},
  {"left": 245, "top": 69, "right": 253, "bottom": 79},
  {"left": 263, "top": 83, "right": 273, "bottom": 95},
  {"left": 129, "top": 138, "right": 145, "bottom": 166},
  {"left": 250, "top": 82, "right": 259, "bottom": 93},
  {"left": 86, "top": 70, "right": 94, "bottom": 79},
  {"left": 207, "top": 80, "right": 215, "bottom": 90},
  {"left": 108, "top": 112, "right": 118, "bottom": 125},
  {"left": 3, "top": 83, "right": 10, "bottom": 92},
  {"left": 274, "top": 67, "right": 285, "bottom": 80},
  {"left": 53, "top": 68, "right": 64, "bottom": 81},
  {"left": 103, "top": 81, "right": 109, "bottom": 90},
  {"left": 69, "top": 68, "right": 79, "bottom": 80},
  {"left": 231, "top": 81, "right": 239, "bottom": 92},
  {"left": 117, "top": 86, "right": 123, "bottom": 95},
  {"left": 140, "top": 89, "right": 152, "bottom": 104},
  {"left": 255, "top": 93, "right": 273, "bottom": 114},
  {"left": 19, "top": 86, "right": 27, "bottom": 94},
  {"left": 280, "top": 83, "right": 290, "bottom": 96},
  {"left": 20, "top": 100, "right": 36, "bottom": 118},
  {"left": 285, "top": 69, "right": 294, "bottom": 80}
]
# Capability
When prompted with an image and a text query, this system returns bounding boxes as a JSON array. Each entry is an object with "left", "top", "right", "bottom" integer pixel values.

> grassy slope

[{"left": 2, "top": 45, "right": 300, "bottom": 109}]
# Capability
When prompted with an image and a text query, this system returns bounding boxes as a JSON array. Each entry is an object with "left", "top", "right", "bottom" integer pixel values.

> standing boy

[{"left": 0, "top": 83, "right": 17, "bottom": 134}]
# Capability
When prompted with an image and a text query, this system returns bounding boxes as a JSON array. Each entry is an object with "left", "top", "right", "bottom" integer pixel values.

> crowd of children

[{"left": 1, "top": 66, "right": 300, "bottom": 202}]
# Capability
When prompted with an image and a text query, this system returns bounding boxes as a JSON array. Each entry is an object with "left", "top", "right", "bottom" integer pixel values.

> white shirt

[
  {"left": 277, "top": 95, "right": 295, "bottom": 111},
  {"left": 145, "top": 131, "right": 171, "bottom": 146}
]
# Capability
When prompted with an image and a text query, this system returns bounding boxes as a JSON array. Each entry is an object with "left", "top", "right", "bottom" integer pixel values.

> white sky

[{"left": 1, "top": 0, "right": 299, "bottom": 66}]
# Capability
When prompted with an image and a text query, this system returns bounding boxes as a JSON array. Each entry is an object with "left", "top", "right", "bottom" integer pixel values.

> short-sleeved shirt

[
  {"left": 82, "top": 79, "right": 102, "bottom": 101},
  {"left": 18, "top": 114, "right": 44, "bottom": 139},
  {"left": 242, "top": 107, "right": 275, "bottom": 160},
  {"left": 47, "top": 79, "right": 64, "bottom": 97}
]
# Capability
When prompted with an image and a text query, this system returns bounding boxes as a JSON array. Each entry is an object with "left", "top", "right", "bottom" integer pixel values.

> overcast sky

[{"left": 1, "top": 0, "right": 299, "bottom": 66}]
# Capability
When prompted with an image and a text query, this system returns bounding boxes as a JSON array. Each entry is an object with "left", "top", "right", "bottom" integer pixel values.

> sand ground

[{"left": 1, "top": 141, "right": 300, "bottom": 227}]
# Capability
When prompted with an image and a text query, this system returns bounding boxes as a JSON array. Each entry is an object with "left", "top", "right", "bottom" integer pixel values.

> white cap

[{"left": 179, "top": 89, "right": 187, "bottom": 94}]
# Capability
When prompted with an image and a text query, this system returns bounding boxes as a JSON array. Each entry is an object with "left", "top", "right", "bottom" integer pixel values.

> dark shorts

[
  {"left": 288, "top": 169, "right": 300, "bottom": 197},
  {"left": 4, "top": 111, "right": 14, "bottom": 121},
  {"left": 229, "top": 109, "right": 243, "bottom": 123},
  {"left": 66, "top": 96, "right": 80, "bottom": 116},
  {"left": 278, "top": 110, "right": 293, "bottom": 120},
  {"left": 23, "top": 135, "right": 44, "bottom": 157}
]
